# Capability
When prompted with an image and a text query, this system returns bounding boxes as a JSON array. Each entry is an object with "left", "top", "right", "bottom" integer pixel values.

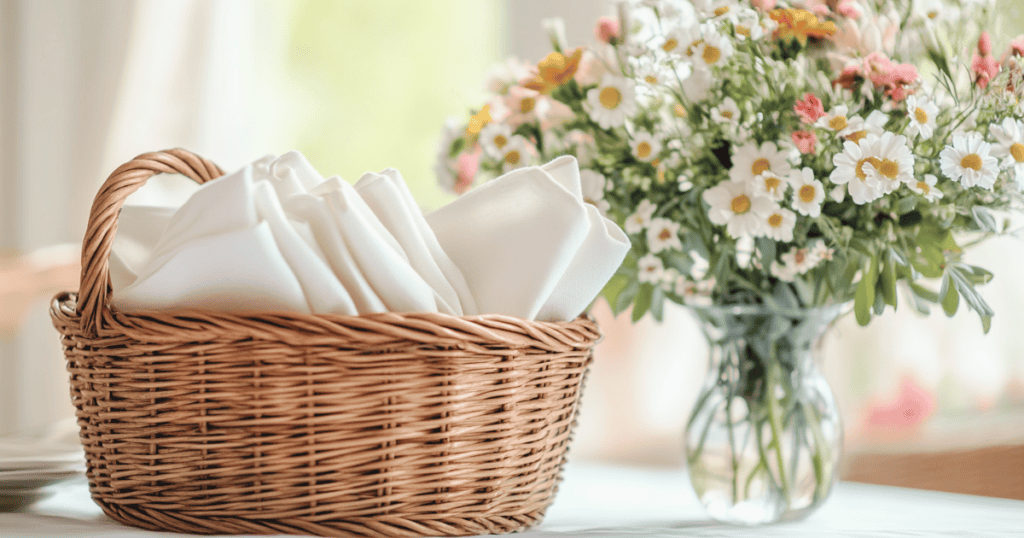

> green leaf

[
  {"left": 981, "top": 315, "right": 992, "bottom": 334},
  {"left": 615, "top": 281, "right": 641, "bottom": 316},
  {"left": 905, "top": 283, "right": 931, "bottom": 315},
  {"left": 896, "top": 197, "right": 918, "bottom": 215},
  {"left": 854, "top": 255, "right": 878, "bottom": 326},
  {"left": 650, "top": 285, "right": 666, "bottom": 322},
  {"left": 601, "top": 273, "right": 628, "bottom": 312},
  {"left": 940, "top": 272, "right": 959, "bottom": 317},
  {"left": 909, "top": 282, "right": 939, "bottom": 303},
  {"left": 880, "top": 253, "right": 897, "bottom": 309},
  {"left": 632, "top": 284, "right": 654, "bottom": 323},
  {"left": 773, "top": 282, "right": 799, "bottom": 310},
  {"left": 948, "top": 267, "right": 995, "bottom": 318},
  {"left": 971, "top": 206, "right": 999, "bottom": 233}
]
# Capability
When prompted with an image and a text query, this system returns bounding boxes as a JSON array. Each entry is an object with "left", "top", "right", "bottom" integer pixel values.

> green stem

[
  {"left": 801, "top": 400, "right": 832, "bottom": 502},
  {"left": 766, "top": 358, "right": 791, "bottom": 505},
  {"left": 724, "top": 379, "right": 740, "bottom": 504}
]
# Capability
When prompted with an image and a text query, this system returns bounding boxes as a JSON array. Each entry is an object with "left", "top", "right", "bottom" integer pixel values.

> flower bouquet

[{"left": 437, "top": 0, "right": 1024, "bottom": 525}]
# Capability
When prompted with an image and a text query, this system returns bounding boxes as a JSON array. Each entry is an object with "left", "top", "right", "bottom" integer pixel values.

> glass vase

[{"left": 685, "top": 304, "right": 845, "bottom": 525}]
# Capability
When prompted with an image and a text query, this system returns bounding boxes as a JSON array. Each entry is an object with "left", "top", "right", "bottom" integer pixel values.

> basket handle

[{"left": 77, "top": 148, "right": 224, "bottom": 337}]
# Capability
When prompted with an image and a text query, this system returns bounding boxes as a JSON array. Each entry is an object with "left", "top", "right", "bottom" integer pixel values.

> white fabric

[
  {"left": 110, "top": 153, "right": 628, "bottom": 321},
  {"left": 535, "top": 157, "right": 630, "bottom": 322},
  {"left": 427, "top": 156, "right": 629, "bottom": 321},
  {"left": 426, "top": 166, "right": 591, "bottom": 320},
  {"left": 355, "top": 171, "right": 463, "bottom": 315}
]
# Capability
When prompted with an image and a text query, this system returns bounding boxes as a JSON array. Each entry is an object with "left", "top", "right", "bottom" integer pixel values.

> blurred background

[{"left": 2, "top": 0, "right": 1023, "bottom": 497}]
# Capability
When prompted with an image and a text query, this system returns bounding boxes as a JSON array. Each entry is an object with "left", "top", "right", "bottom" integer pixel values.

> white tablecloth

[{"left": 3, "top": 462, "right": 1023, "bottom": 537}]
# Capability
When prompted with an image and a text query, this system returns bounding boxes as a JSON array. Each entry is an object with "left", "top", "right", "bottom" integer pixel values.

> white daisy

[
  {"left": 503, "top": 86, "right": 549, "bottom": 125},
  {"left": 908, "top": 173, "right": 944, "bottom": 202},
  {"left": 638, "top": 253, "right": 666, "bottom": 284},
  {"left": 702, "top": 179, "right": 775, "bottom": 238},
  {"left": 636, "top": 59, "right": 671, "bottom": 89},
  {"left": 862, "top": 131, "right": 915, "bottom": 194},
  {"left": 710, "top": 97, "right": 741, "bottom": 125},
  {"left": 587, "top": 74, "right": 638, "bottom": 129},
  {"left": 646, "top": 218, "right": 683, "bottom": 253},
  {"left": 844, "top": 109, "right": 889, "bottom": 144},
  {"left": 939, "top": 132, "right": 999, "bottom": 189},
  {"left": 788, "top": 167, "right": 826, "bottom": 217},
  {"left": 580, "top": 169, "right": 610, "bottom": 215},
  {"left": 905, "top": 95, "right": 939, "bottom": 140},
  {"left": 771, "top": 260, "right": 797, "bottom": 282},
  {"left": 759, "top": 205, "right": 797, "bottom": 242},
  {"left": 780, "top": 245, "right": 820, "bottom": 274},
  {"left": 831, "top": 132, "right": 913, "bottom": 204},
  {"left": 625, "top": 199, "right": 658, "bottom": 234},
  {"left": 631, "top": 131, "right": 662, "bottom": 162},
  {"left": 729, "top": 141, "right": 793, "bottom": 184},
  {"left": 808, "top": 240, "right": 834, "bottom": 262},
  {"left": 816, "top": 105, "right": 861, "bottom": 137},
  {"left": 753, "top": 171, "right": 788, "bottom": 202},
  {"left": 678, "top": 175, "right": 695, "bottom": 192},
  {"left": 499, "top": 135, "right": 533, "bottom": 172},
  {"left": 658, "top": 26, "right": 690, "bottom": 56},
  {"left": 733, "top": 8, "right": 765, "bottom": 41},
  {"left": 478, "top": 122, "right": 514, "bottom": 159},
  {"left": 990, "top": 117, "right": 1024, "bottom": 185},
  {"left": 691, "top": 30, "right": 734, "bottom": 70}
]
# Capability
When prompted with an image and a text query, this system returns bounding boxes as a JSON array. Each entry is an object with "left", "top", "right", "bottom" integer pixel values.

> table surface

[{"left": 3, "top": 462, "right": 1023, "bottom": 537}]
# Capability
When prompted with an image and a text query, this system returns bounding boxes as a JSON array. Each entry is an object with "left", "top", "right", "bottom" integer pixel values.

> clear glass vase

[{"left": 685, "top": 304, "right": 845, "bottom": 525}]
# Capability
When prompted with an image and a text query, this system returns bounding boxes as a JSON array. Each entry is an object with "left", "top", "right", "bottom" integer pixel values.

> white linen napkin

[
  {"left": 356, "top": 170, "right": 466, "bottom": 315},
  {"left": 425, "top": 166, "right": 591, "bottom": 320},
  {"left": 309, "top": 177, "right": 438, "bottom": 313},
  {"left": 425, "top": 156, "right": 629, "bottom": 321},
  {"left": 534, "top": 156, "right": 630, "bottom": 321},
  {"left": 109, "top": 151, "right": 628, "bottom": 322},
  {"left": 112, "top": 165, "right": 312, "bottom": 313}
]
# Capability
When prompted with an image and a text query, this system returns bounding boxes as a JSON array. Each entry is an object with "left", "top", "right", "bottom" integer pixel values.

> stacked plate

[{"left": 0, "top": 424, "right": 85, "bottom": 511}]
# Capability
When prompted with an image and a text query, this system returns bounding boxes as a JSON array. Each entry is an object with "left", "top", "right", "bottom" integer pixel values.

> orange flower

[
  {"left": 769, "top": 8, "right": 836, "bottom": 45},
  {"left": 524, "top": 48, "right": 583, "bottom": 94},
  {"left": 465, "top": 104, "right": 492, "bottom": 136}
]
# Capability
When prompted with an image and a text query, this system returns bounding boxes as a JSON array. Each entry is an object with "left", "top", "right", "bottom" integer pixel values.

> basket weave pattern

[{"left": 50, "top": 149, "right": 600, "bottom": 537}]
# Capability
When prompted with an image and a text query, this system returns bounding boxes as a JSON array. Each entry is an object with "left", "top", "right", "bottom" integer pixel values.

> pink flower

[
  {"left": 751, "top": 0, "right": 776, "bottom": 11},
  {"left": 972, "top": 32, "right": 1001, "bottom": 89},
  {"left": 594, "top": 16, "right": 620, "bottom": 45},
  {"left": 856, "top": 52, "right": 919, "bottom": 101},
  {"left": 863, "top": 377, "right": 936, "bottom": 432},
  {"left": 978, "top": 31, "right": 992, "bottom": 55},
  {"left": 791, "top": 130, "right": 818, "bottom": 154},
  {"left": 1009, "top": 35, "right": 1024, "bottom": 57},
  {"left": 863, "top": 52, "right": 895, "bottom": 87},
  {"left": 794, "top": 93, "right": 825, "bottom": 123},
  {"left": 832, "top": 65, "right": 861, "bottom": 89},
  {"left": 454, "top": 148, "right": 481, "bottom": 194},
  {"left": 836, "top": 0, "right": 860, "bottom": 19}
]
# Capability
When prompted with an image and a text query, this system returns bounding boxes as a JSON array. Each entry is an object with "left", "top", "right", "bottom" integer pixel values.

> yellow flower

[
  {"left": 769, "top": 8, "right": 836, "bottom": 46},
  {"left": 525, "top": 48, "right": 583, "bottom": 94},
  {"left": 465, "top": 104, "right": 492, "bottom": 136}
]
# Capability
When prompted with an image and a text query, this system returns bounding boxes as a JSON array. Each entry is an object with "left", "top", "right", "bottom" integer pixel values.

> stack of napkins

[{"left": 110, "top": 152, "right": 629, "bottom": 322}]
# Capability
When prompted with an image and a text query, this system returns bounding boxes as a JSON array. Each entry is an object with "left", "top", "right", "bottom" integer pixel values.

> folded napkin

[
  {"left": 426, "top": 156, "right": 630, "bottom": 321},
  {"left": 110, "top": 151, "right": 628, "bottom": 322},
  {"left": 111, "top": 152, "right": 438, "bottom": 315}
]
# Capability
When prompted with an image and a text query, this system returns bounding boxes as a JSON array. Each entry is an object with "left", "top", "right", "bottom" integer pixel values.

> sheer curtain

[{"left": 0, "top": 0, "right": 259, "bottom": 436}]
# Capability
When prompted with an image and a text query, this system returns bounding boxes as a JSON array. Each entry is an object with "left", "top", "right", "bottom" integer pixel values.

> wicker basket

[{"left": 50, "top": 149, "right": 600, "bottom": 537}]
